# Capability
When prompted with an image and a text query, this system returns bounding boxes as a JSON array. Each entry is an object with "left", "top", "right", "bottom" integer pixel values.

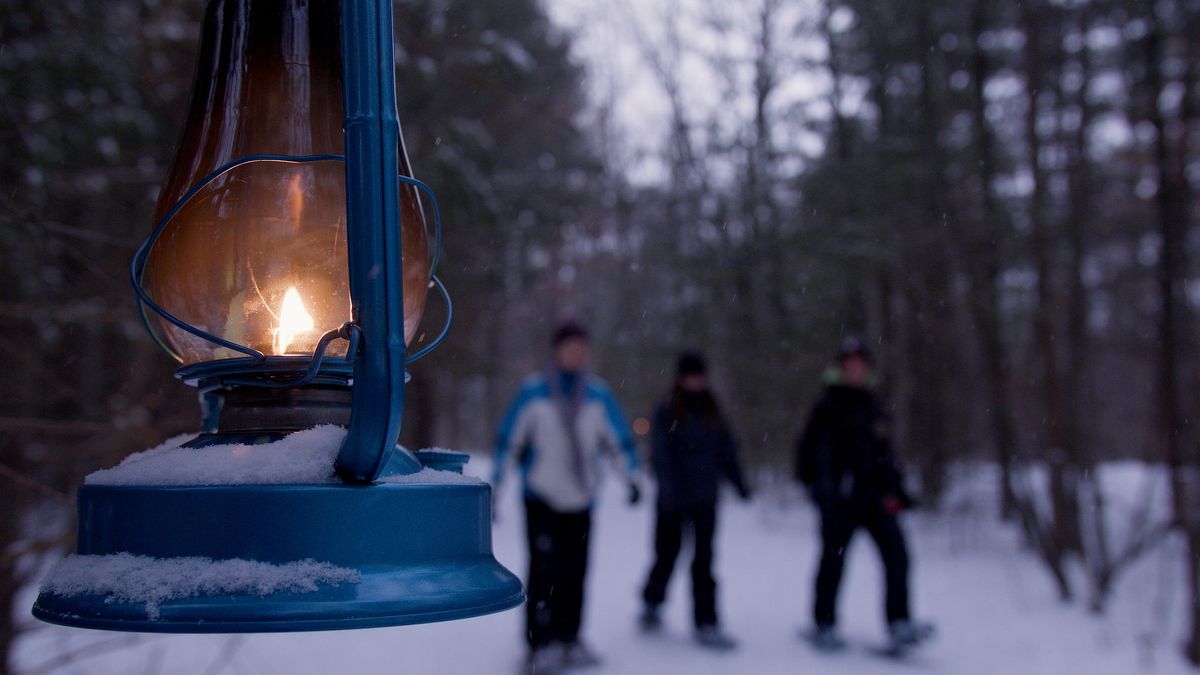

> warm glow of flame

[
  {"left": 288, "top": 174, "right": 304, "bottom": 231},
  {"left": 274, "top": 286, "right": 314, "bottom": 354}
]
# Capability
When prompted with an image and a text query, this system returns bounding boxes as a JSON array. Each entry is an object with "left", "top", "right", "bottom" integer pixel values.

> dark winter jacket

[
  {"left": 650, "top": 395, "right": 749, "bottom": 512},
  {"left": 794, "top": 384, "right": 909, "bottom": 507}
]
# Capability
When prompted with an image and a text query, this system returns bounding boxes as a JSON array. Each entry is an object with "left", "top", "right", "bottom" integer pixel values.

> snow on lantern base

[{"left": 41, "top": 554, "right": 360, "bottom": 620}]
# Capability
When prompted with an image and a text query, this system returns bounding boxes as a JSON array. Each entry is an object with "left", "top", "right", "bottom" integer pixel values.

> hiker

[
  {"left": 493, "top": 320, "right": 641, "bottom": 674},
  {"left": 639, "top": 352, "right": 750, "bottom": 650},
  {"left": 794, "top": 337, "right": 933, "bottom": 655}
]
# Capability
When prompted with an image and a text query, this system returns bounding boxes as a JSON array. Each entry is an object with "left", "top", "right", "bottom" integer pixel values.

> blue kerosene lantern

[{"left": 32, "top": 0, "right": 523, "bottom": 632}]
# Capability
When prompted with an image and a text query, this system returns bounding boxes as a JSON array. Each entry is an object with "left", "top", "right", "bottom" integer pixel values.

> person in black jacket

[
  {"left": 795, "top": 337, "right": 932, "bottom": 653},
  {"left": 639, "top": 352, "right": 750, "bottom": 650}
]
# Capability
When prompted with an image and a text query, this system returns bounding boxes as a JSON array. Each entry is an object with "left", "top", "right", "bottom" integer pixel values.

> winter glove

[{"left": 627, "top": 481, "right": 642, "bottom": 505}]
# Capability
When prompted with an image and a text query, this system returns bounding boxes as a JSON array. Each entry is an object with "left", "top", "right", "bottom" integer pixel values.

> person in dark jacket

[
  {"left": 639, "top": 352, "right": 750, "bottom": 650},
  {"left": 794, "top": 337, "right": 932, "bottom": 653}
]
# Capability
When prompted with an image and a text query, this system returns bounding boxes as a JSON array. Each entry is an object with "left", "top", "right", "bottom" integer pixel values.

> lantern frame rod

[{"left": 336, "top": 0, "right": 409, "bottom": 482}]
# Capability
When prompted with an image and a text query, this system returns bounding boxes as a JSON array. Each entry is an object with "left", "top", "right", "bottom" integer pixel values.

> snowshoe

[
  {"left": 560, "top": 640, "right": 602, "bottom": 669},
  {"left": 526, "top": 645, "right": 563, "bottom": 675},
  {"left": 695, "top": 625, "right": 738, "bottom": 651},
  {"left": 883, "top": 619, "right": 935, "bottom": 656},
  {"left": 803, "top": 625, "right": 847, "bottom": 652},
  {"left": 639, "top": 604, "right": 663, "bottom": 632}
]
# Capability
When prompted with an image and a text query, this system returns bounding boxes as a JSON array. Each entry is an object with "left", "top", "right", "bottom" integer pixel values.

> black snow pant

[
  {"left": 525, "top": 497, "right": 591, "bottom": 649},
  {"left": 641, "top": 505, "right": 719, "bottom": 628},
  {"left": 813, "top": 500, "right": 910, "bottom": 628}
]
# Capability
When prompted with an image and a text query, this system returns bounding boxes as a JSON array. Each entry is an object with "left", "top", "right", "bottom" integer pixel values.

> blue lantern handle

[{"left": 130, "top": 153, "right": 451, "bottom": 379}]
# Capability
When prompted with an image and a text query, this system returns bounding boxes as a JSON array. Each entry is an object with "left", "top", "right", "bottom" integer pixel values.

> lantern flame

[{"left": 273, "top": 286, "right": 314, "bottom": 355}]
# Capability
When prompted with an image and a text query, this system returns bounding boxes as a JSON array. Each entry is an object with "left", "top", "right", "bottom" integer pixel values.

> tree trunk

[
  {"left": 1144, "top": 0, "right": 1200, "bottom": 662},
  {"left": 0, "top": 486, "right": 21, "bottom": 675},
  {"left": 1061, "top": 2, "right": 1114, "bottom": 608},
  {"left": 911, "top": 0, "right": 953, "bottom": 506},
  {"left": 1022, "top": 0, "right": 1081, "bottom": 557},
  {"left": 965, "top": 0, "right": 1018, "bottom": 519}
]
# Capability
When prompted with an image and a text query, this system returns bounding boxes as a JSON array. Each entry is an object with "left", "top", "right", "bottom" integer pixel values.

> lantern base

[
  {"left": 33, "top": 560, "right": 523, "bottom": 633},
  {"left": 32, "top": 478, "right": 523, "bottom": 633}
]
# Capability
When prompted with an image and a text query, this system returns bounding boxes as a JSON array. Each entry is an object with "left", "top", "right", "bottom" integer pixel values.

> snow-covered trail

[{"left": 13, "top": 460, "right": 1192, "bottom": 674}]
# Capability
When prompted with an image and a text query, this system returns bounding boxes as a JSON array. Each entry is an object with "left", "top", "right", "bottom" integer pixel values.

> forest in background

[{"left": 2, "top": 0, "right": 1199, "bottom": 670}]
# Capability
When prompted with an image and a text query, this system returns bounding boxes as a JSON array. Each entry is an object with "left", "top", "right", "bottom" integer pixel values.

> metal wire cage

[{"left": 130, "top": 152, "right": 454, "bottom": 391}]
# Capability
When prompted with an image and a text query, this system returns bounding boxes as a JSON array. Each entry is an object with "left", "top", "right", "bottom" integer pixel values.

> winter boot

[
  {"left": 527, "top": 644, "right": 563, "bottom": 675},
  {"left": 560, "top": 640, "right": 602, "bottom": 669},
  {"left": 695, "top": 625, "right": 738, "bottom": 651},
  {"left": 806, "top": 624, "right": 847, "bottom": 652},
  {"left": 887, "top": 619, "right": 935, "bottom": 654},
  {"left": 639, "top": 604, "right": 662, "bottom": 632}
]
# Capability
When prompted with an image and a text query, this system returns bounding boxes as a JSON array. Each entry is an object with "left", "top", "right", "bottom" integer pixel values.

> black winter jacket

[
  {"left": 651, "top": 397, "right": 749, "bottom": 511},
  {"left": 794, "top": 384, "right": 908, "bottom": 506}
]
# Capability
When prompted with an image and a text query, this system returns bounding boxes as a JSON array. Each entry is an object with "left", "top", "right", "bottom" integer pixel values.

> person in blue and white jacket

[{"left": 493, "top": 320, "right": 640, "bottom": 674}]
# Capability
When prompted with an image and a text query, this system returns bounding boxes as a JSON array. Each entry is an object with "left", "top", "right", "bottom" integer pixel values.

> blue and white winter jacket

[{"left": 492, "top": 370, "right": 639, "bottom": 512}]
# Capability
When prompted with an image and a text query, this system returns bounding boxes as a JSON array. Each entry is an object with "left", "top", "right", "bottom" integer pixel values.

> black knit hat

[
  {"left": 837, "top": 336, "right": 872, "bottom": 363},
  {"left": 552, "top": 319, "right": 589, "bottom": 347},
  {"left": 677, "top": 351, "right": 707, "bottom": 376}
]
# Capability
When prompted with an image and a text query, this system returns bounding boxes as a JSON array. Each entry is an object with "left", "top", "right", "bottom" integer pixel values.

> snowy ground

[{"left": 12, "top": 459, "right": 1195, "bottom": 675}]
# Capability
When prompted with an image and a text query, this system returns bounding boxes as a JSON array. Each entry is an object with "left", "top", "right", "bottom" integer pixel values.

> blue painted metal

[
  {"left": 396, "top": 174, "right": 453, "bottom": 366},
  {"left": 177, "top": 357, "right": 355, "bottom": 389},
  {"left": 378, "top": 443, "right": 426, "bottom": 475},
  {"left": 32, "top": 0, "right": 525, "bottom": 634},
  {"left": 399, "top": 174, "right": 444, "bottom": 280},
  {"left": 220, "top": 324, "right": 358, "bottom": 390},
  {"left": 413, "top": 449, "right": 470, "bottom": 473},
  {"left": 32, "top": 476, "right": 523, "bottom": 632},
  {"left": 336, "top": 0, "right": 409, "bottom": 483},
  {"left": 408, "top": 274, "right": 453, "bottom": 364}
]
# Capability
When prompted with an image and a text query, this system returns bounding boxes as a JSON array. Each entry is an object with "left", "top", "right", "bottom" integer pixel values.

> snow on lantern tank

[{"left": 84, "top": 425, "right": 482, "bottom": 486}]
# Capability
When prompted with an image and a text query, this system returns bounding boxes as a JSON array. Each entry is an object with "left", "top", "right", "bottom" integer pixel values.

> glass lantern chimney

[{"left": 143, "top": 0, "right": 429, "bottom": 365}]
